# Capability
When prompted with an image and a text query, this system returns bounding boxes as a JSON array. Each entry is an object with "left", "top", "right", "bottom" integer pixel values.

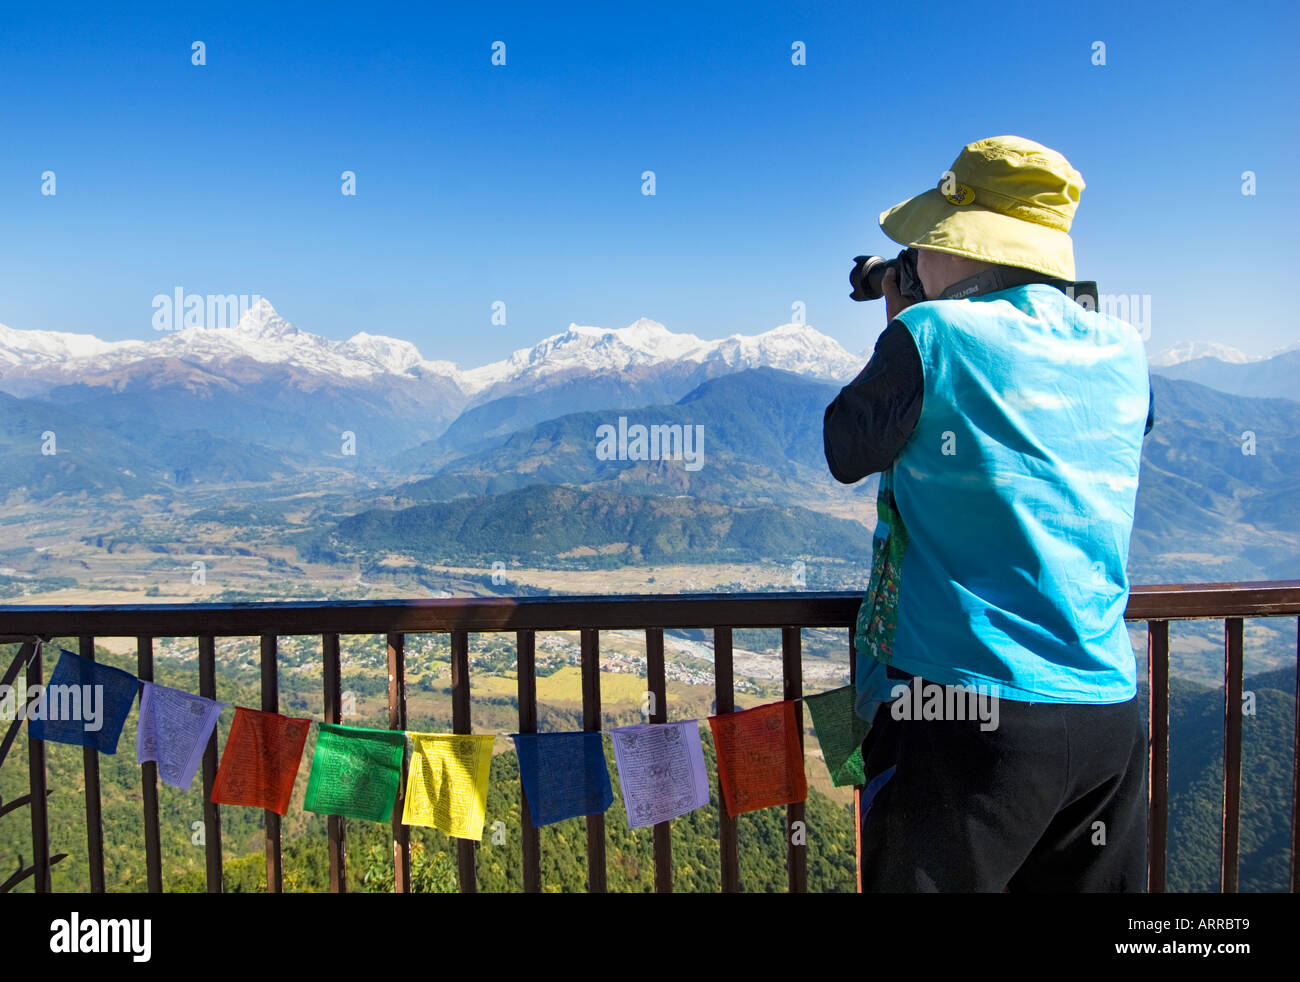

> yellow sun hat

[{"left": 879, "top": 135, "right": 1085, "bottom": 281}]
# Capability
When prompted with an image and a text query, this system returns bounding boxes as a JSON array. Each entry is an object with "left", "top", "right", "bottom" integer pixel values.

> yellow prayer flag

[{"left": 402, "top": 733, "right": 494, "bottom": 840}]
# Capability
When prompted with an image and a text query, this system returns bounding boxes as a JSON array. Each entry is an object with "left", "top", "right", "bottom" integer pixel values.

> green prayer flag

[
  {"left": 804, "top": 685, "right": 871, "bottom": 787},
  {"left": 304, "top": 723, "right": 406, "bottom": 822}
]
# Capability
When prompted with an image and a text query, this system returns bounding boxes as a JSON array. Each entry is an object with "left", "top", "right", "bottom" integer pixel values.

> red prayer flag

[
  {"left": 210, "top": 707, "right": 311, "bottom": 815},
  {"left": 708, "top": 700, "right": 807, "bottom": 817}
]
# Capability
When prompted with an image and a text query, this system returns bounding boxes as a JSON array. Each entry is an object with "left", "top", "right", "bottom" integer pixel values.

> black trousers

[{"left": 858, "top": 678, "right": 1148, "bottom": 892}]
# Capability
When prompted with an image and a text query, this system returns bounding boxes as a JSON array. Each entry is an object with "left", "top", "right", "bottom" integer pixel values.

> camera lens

[{"left": 850, "top": 255, "right": 889, "bottom": 301}]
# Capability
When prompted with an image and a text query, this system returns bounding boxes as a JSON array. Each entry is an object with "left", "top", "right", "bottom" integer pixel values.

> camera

[
  {"left": 849, "top": 248, "right": 926, "bottom": 303},
  {"left": 850, "top": 247, "right": 1099, "bottom": 310}
]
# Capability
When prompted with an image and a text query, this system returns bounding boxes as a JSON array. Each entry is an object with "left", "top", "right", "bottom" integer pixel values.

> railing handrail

[{"left": 2, "top": 579, "right": 1299, "bottom": 637}]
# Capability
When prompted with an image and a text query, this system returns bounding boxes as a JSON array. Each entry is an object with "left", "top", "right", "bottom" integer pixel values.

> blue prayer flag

[
  {"left": 28, "top": 648, "right": 139, "bottom": 754},
  {"left": 510, "top": 731, "right": 613, "bottom": 826}
]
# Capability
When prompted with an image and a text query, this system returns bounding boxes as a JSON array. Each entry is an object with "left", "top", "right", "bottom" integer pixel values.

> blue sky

[{"left": 2, "top": 0, "right": 1297, "bottom": 365}]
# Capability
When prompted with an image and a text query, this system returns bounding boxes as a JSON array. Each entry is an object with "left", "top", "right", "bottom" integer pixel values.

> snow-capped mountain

[
  {"left": 0, "top": 321, "right": 148, "bottom": 368},
  {"left": 0, "top": 299, "right": 462, "bottom": 388},
  {"left": 338, "top": 332, "right": 434, "bottom": 376},
  {"left": 459, "top": 318, "right": 709, "bottom": 394},
  {"left": 705, "top": 322, "right": 861, "bottom": 379},
  {"left": 1151, "top": 341, "right": 1255, "bottom": 367},
  {"left": 1264, "top": 338, "right": 1300, "bottom": 359},
  {"left": 461, "top": 317, "right": 860, "bottom": 400}
]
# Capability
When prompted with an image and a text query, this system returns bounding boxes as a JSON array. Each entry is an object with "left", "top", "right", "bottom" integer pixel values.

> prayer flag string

[{"left": 16, "top": 648, "right": 871, "bottom": 837}]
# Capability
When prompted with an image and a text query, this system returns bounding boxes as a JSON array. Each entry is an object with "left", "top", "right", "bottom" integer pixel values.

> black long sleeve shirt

[{"left": 823, "top": 320, "right": 1156, "bottom": 485}]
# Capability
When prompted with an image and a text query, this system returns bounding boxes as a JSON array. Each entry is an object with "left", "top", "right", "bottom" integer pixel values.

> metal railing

[{"left": 2, "top": 578, "right": 1299, "bottom": 893}]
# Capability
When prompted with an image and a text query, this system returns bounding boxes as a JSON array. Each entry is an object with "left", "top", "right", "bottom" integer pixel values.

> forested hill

[{"left": 305, "top": 484, "right": 875, "bottom": 569}]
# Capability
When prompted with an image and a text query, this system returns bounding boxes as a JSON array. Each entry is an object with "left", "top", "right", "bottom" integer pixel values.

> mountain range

[
  {"left": 0, "top": 301, "right": 864, "bottom": 462},
  {"left": 6, "top": 300, "right": 1295, "bottom": 454},
  {"left": 1150, "top": 338, "right": 1300, "bottom": 367},
  {"left": 1150, "top": 350, "right": 1300, "bottom": 401},
  {"left": 1, "top": 301, "right": 1296, "bottom": 594}
]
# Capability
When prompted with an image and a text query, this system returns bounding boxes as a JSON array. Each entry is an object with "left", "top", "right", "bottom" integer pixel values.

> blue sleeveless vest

[{"left": 855, "top": 283, "right": 1149, "bottom": 718}]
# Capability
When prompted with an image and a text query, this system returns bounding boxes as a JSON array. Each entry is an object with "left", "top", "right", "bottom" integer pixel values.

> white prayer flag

[
  {"left": 609, "top": 720, "right": 710, "bottom": 828},
  {"left": 136, "top": 681, "right": 224, "bottom": 789}
]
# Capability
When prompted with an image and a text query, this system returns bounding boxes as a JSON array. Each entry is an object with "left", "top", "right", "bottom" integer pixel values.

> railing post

[
  {"left": 322, "top": 632, "right": 345, "bottom": 893},
  {"left": 516, "top": 630, "right": 542, "bottom": 893},
  {"left": 387, "top": 632, "right": 410, "bottom": 893},
  {"left": 1221, "top": 618, "right": 1244, "bottom": 893},
  {"left": 782, "top": 627, "right": 806, "bottom": 894},
  {"left": 26, "top": 642, "right": 51, "bottom": 893},
  {"left": 645, "top": 627, "right": 672, "bottom": 893},
  {"left": 1292, "top": 616, "right": 1300, "bottom": 894},
  {"left": 849, "top": 623, "right": 862, "bottom": 895},
  {"left": 580, "top": 628, "right": 606, "bottom": 893},
  {"left": 261, "top": 634, "right": 283, "bottom": 893},
  {"left": 79, "top": 635, "right": 105, "bottom": 893},
  {"left": 1146, "top": 620, "right": 1169, "bottom": 893},
  {"left": 198, "top": 633, "right": 223, "bottom": 893},
  {"left": 137, "top": 636, "right": 163, "bottom": 893},
  {"left": 450, "top": 630, "right": 477, "bottom": 893},
  {"left": 714, "top": 627, "right": 739, "bottom": 893}
]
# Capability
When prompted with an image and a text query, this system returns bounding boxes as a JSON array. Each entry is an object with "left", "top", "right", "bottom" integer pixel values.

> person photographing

[{"left": 824, "top": 135, "right": 1154, "bottom": 892}]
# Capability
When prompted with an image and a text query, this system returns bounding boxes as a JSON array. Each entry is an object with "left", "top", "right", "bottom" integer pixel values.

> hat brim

[{"left": 879, "top": 187, "right": 1076, "bottom": 281}]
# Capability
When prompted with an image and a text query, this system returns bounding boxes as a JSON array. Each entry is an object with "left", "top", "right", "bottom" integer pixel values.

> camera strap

[{"left": 938, "top": 267, "right": 1098, "bottom": 310}]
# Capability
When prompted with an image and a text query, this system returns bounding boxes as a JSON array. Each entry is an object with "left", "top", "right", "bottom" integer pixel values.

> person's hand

[{"left": 882, "top": 266, "right": 915, "bottom": 323}]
